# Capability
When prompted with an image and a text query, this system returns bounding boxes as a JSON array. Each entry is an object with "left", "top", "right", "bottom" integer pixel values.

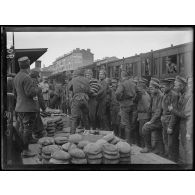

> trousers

[
  {"left": 88, "top": 97, "right": 98, "bottom": 129},
  {"left": 161, "top": 115, "right": 179, "bottom": 162},
  {"left": 70, "top": 96, "right": 89, "bottom": 134},
  {"left": 17, "top": 112, "right": 37, "bottom": 150},
  {"left": 120, "top": 105, "right": 135, "bottom": 144}
]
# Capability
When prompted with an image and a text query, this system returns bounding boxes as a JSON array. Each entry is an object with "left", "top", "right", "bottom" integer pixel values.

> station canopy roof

[{"left": 14, "top": 48, "right": 47, "bottom": 73}]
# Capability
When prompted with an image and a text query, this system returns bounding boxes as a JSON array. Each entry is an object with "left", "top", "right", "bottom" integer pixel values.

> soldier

[
  {"left": 137, "top": 78, "right": 151, "bottom": 147},
  {"left": 141, "top": 79, "right": 163, "bottom": 153},
  {"left": 39, "top": 78, "right": 49, "bottom": 107},
  {"left": 110, "top": 79, "right": 120, "bottom": 136},
  {"left": 84, "top": 69, "right": 101, "bottom": 130},
  {"left": 160, "top": 77, "right": 179, "bottom": 161},
  {"left": 30, "top": 70, "right": 47, "bottom": 139},
  {"left": 69, "top": 69, "right": 91, "bottom": 134},
  {"left": 14, "top": 56, "right": 40, "bottom": 157},
  {"left": 115, "top": 71, "right": 140, "bottom": 144},
  {"left": 168, "top": 75, "right": 192, "bottom": 166},
  {"left": 96, "top": 69, "right": 111, "bottom": 131}
]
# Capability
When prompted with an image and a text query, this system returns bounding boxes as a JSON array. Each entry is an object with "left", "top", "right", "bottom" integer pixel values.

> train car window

[
  {"left": 153, "top": 58, "right": 158, "bottom": 76},
  {"left": 162, "top": 55, "right": 178, "bottom": 75},
  {"left": 133, "top": 62, "right": 138, "bottom": 76},
  {"left": 115, "top": 66, "right": 120, "bottom": 79},
  {"left": 126, "top": 63, "right": 133, "bottom": 76},
  {"left": 141, "top": 58, "right": 152, "bottom": 76}
]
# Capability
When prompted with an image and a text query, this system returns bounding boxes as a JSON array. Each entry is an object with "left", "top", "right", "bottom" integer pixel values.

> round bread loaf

[
  {"left": 103, "top": 158, "right": 119, "bottom": 164},
  {"left": 102, "top": 134, "right": 115, "bottom": 142},
  {"left": 38, "top": 137, "right": 54, "bottom": 146},
  {"left": 87, "top": 152, "right": 102, "bottom": 160},
  {"left": 83, "top": 143, "right": 101, "bottom": 155},
  {"left": 103, "top": 153, "right": 120, "bottom": 160},
  {"left": 95, "top": 139, "right": 107, "bottom": 148},
  {"left": 62, "top": 143, "right": 77, "bottom": 152},
  {"left": 102, "top": 143, "right": 118, "bottom": 154},
  {"left": 42, "top": 144, "right": 60, "bottom": 155},
  {"left": 71, "top": 158, "right": 87, "bottom": 164},
  {"left": 51, "top": 150, "right": 71, "bottom": 160},
  {"left": 78, "top": 140, "right": 90, "bottom": 149},
  {"left": 49, "top": 158, "right": 70, "bottom": 164},
  {"left": 54, "top": 136, "right": 68, "bottom": 145},
  {"left": 119, "top": 156, "right": 131, "bottom": 163},
  {"left": 88, "top": 158, "right": 102, "bottom": 164},
  {"left": 119, "top": 152, "right": 130, "bottom": 158},
  {"left": 41, "top": 153, "right": 52, "bottom": 160},
  {"left": 69, "top": 134, "right": 82, "bottom": 144},
  {"left": 69, "top": 148, "right": 86, "bottom": 159},
  {"left": 110, "top": 137, "right": 120, "bottom": 145},
  {"left": 116, "top": 141, "right": 131, "bottom": 153}
]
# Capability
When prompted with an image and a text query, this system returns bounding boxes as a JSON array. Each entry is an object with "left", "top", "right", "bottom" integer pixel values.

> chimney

[
  {"left": 35, "top": 60, "right": 41, "bottom": 68},
  {"left": 171, "top": 44, "right": 173, "bottom": 47}
]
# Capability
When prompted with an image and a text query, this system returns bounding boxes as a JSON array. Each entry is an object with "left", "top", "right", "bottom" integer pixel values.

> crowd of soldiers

[{"left": 10, "top": 56, "right": 193, "bottom": 167}]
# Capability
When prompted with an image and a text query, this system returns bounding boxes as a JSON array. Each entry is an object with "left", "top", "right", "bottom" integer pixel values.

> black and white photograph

[{"left": 1, "top": 26, "right": 194, "bottom": 170}]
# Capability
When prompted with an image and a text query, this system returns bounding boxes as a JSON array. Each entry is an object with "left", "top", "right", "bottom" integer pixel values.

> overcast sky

[{"left": 7, "top": 30, "right": 193, "bottom": 68}]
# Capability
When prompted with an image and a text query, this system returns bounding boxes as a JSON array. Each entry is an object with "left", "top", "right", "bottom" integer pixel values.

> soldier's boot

[{"left": 140, "top": 134, "right": 152, "bottom": 153}]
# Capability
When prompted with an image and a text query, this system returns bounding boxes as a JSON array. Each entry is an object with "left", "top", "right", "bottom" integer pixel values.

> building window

[
  {"left": 133, "top": 62, "right": 138, "bottom": 75},
  {"left": 162, "top": 54, "right": 177, "bottom": 75}
]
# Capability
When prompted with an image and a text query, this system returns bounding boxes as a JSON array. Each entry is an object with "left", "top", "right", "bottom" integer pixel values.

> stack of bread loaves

[
  {"left": 50, "top": 150, "right": 71, "bottom": 164},
  {"left": 84, "top": 143, "right": 102, "bottom": 164},
  {"left": 116, "top": 141, "right": 131, "bottom": 164},
  {"left": 69, "top": 148, "right": 87, "bottom": 164},
  {"left": 102, "top": 143, "right": 119, "bottom": 164}
]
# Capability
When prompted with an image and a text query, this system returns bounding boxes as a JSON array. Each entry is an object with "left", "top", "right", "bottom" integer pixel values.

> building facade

[{"left": 46, "top": 48, "right": 94, "bottom": 74}]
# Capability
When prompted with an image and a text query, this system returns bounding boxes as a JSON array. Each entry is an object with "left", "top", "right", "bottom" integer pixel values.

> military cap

[
  {"left": 151, "top": 77, "right": 160, "bottom": 84},
  {"left": 73, "top": 69, "right": 83, "bottom": 77},
  {"left": 139, "top": 78, "right": 148, "bottom": 85},
  {"left": 18, "top": 56, "right": 30, "bottom": 69},
  {"left": 30, "top": 70, "right": 40, "bottom": 78},
  {"left": 84, "top": 69, "right": 93, "bottom": 75},
  {"left": 162, "top": 77, "right": 175, "bottom": 84},
  {"left": 149, "top": 80, "right": 160, "bottom": 88},
  {"left": 175, "top": 75, "right": 187, "bottom": 85},
  {"left": 99, "top": 69, "right": 106, "bottom": 76}
]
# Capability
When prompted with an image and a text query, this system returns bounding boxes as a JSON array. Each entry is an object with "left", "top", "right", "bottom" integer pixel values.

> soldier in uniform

[
  {"left": 115, "top": 71, "right": 140, "bottom": 144},
  {"left": 96, "top": 69, "right": 111, "bottom": 130},
  {"left": 14, "top": 56, "right": 40, "bottom": 157},
  {"left": 137, "top": 78, "right": 151, "bottom": 147},
  {"left": 141, "top": 79, "right": 163, "bottom": 153},
  {"left": 160, "top": 77, "right": 179, "bottom": 161},
  {"left": 84, "top": 69, "right": 101, "bottom": 130},
  {"left": 69, "top": 69, "right": 91, "bottom": 134},
  {"left": 110, "top": 79, "right": 120, "bottom": 136},
  {"left": 30, "top": 70, "right": 47, "bottom": 139},
  {"left": 168, "top": 75, "right": 192, "bottom": 166}
]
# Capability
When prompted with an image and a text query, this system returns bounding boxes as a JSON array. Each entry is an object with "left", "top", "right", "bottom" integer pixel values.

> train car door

[{"left": 140, "top": 52, "right": 153, "bottom": 78}]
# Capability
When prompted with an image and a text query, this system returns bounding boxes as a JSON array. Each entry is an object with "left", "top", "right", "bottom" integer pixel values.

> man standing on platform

[
  {"left": 168, "top": 75, "right": 192, "bottom": 166},
  {"left": 69, "top": 69, "right": 91, "bottom": 134},
  {"left": 96, "top": 69, "right": 111, "bottom": 131},
  {"left": 137, "top": 78, "right": 151, "bottom": 147},
  {"left": 160, "top": 77, "right": 179, "bottom": 161},
  {"left": 115, "top": 71, "right": 140, "bottom": 144},
  {"left": 141, "top": 79, "right": 163, "bottom": 154},
  {"left": 14, "top": 56, "right": 40, "bottom": 157}
]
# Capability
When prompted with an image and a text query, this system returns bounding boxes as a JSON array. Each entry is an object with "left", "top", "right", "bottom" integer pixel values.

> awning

[{"left": 14, "top": 48, "right": 47, "bottom": 73}]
